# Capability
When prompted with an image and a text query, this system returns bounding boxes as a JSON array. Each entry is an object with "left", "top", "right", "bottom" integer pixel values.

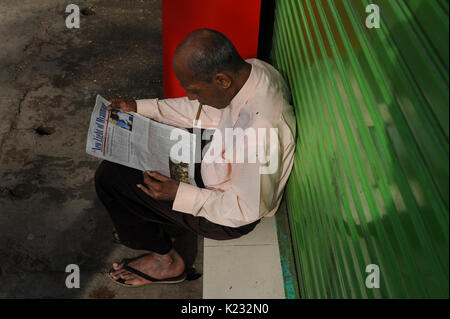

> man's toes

[
  {"left": 110, "top": 268, "right": 128, "bottom": 279},
  {"left": 119, "top": 273, "right": 135, "bottom": 281},
  {"left": 124, "top": 277, "right": 145, "bottom": 287},
  {"left": 112, "top": 262, "right": 124, "bottom": 270}
]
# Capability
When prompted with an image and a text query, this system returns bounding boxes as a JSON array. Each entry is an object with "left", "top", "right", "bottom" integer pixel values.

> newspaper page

[{"left": 86, "top": 95, "right": 197, "bottom": 185}]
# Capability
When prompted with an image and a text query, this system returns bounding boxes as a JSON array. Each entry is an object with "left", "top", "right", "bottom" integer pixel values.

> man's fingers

[
  {"left": 142, "top": 172, "right": 161, "bottom": 189},
  {"left": 139, "top": 174, "right": 166, "bottom": 199},
  {"left": 107, "top": 103, "right": 120, "bottom": 111},
  {"left": 139, "top": 172, "right": 177, "bottom": 200},
  {"left": 137, "top": 184, "right": 155, "bottom": 198},
  {"left": 107, "top": 99, "right": 119, "bottom": 109},
  {"left": 145, "top": 171, "right": 170, "bottom": 182},
  {"left": 106, "top": 99, "right": 131, "bottom": 111}
]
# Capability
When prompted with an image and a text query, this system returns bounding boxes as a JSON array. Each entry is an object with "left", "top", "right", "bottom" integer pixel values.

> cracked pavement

[{"left": 0, "top": 0, "right": 202, "bottom": 298}]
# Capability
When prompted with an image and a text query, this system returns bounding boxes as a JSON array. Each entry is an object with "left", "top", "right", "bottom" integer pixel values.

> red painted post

[{"left": 162, "top": 0, "right": 261, "bottom": 98}]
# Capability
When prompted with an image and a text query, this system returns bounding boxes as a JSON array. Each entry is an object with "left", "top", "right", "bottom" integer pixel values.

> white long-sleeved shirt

[{"left": 136, "top": 58, "right": 296, "bottom": 227}]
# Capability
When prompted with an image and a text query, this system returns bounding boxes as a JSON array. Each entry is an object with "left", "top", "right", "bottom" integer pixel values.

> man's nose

[{"left": 187, "top": 93, "right": 198, "bottom": 101}]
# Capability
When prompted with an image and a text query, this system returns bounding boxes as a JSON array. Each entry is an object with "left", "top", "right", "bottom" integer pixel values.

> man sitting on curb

[{"left": 95, "top": 28, "right": 296, "bottom": 287}]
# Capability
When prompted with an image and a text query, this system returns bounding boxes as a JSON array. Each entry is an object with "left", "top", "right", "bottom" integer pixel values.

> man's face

[{"left": 173, "top": 58, "right": 229, "bottom": 109}]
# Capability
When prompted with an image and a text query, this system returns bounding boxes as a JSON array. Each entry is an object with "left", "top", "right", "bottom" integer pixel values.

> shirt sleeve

[
  {"left": 172, "top": 121, "right": 283, "bottom": 228},
  {"left": 172, "top": 161, "right": 263, "bottom": 228},
  {"left": 136, "top": 97, "right": 222, "bottom": 128}
]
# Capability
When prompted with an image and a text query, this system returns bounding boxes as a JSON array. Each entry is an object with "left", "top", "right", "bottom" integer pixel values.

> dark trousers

[{"left": 94, "top": 160, "right": 259, "bottom": 271}]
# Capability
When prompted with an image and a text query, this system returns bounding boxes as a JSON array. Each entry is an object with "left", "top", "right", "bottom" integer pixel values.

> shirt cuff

[
  {"left": 172, "top": 182, "right": 199, "bottom": 214},
  {"left": 136, "top": 99, "right": 157, "bottom": 119}
]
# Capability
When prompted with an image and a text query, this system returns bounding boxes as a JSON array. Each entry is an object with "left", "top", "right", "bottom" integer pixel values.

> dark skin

[{"left": 108, "top": 44, "right": 251, "bottom": 202}]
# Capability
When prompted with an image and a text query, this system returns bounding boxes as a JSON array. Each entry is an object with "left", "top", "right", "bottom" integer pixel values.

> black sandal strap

[{"left": 122, "top": 264, "right": 186, "bottom": 282}]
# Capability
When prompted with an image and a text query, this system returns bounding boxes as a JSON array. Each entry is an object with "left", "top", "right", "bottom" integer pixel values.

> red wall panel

[{"left": 162, "top": 0, "right": 261, "bottom": 98}]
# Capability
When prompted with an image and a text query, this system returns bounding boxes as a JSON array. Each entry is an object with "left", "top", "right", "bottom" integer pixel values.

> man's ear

[{"left": 214, "top": 73, "right": 231, "bottom": 89}]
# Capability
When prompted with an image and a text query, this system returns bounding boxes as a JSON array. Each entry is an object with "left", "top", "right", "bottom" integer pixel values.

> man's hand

[
  {"left": 137, "top": 171, "right": 180, "bottom": 201},
  {"left": 107, "top": 98, "right": 137, "bottom": 113}
]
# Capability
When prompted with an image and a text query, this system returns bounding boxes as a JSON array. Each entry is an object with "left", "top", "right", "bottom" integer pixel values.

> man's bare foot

[{"left": 109, "top": 249, "right": 185, "bottom": 286}]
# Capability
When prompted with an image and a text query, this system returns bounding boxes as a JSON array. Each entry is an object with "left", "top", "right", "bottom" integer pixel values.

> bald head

[
  {"left": 172, "top": 29, "right": 251, "bottom": 109},
  {"left": 173, "top": 29, "right": 246, "bottom": 83}
]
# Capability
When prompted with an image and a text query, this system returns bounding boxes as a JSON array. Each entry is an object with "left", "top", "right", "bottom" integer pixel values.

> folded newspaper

[{"left": 86, "top": 95, "right": 199, "bottom": 185}]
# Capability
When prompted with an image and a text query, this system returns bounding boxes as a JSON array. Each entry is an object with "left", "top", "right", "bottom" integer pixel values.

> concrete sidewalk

[{"left": 0, "top": 0, "right": 202, "bottom": 298}]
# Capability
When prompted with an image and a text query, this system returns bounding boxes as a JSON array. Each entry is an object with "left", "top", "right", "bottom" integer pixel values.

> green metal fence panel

[{"left": 272, "top": 0, "right": 449, "bottom": 298}]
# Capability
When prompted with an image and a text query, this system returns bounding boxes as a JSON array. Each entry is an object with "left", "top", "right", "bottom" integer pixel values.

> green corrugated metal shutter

[{"left": 272, "top": 0, "right": 449, "bottom": 298}]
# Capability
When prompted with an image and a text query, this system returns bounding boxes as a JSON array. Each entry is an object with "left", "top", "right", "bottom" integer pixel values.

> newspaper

[{"left": 86, "top": 95, "right": 198, "bottom": 185}]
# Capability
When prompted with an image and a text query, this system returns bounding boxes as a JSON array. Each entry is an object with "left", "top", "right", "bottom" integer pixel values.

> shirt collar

[{"left": 228, "top": 61, "right": 260, "bottom": 126}]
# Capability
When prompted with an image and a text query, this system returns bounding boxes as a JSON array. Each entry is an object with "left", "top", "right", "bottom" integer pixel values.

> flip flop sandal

[
  {"left": 110, "top": 233, "right": 202, "bottom": 281},
  {"left": 108, "top": 254, "right": 187, "bottom": 287}
]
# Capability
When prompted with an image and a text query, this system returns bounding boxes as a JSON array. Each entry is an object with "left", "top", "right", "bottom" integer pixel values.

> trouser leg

[
  {"left": 95, "top": 161, "right": 174, "bottom": 254},
  {"left": 94, "top": 160, "right": 261, "bottom": 263}
]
